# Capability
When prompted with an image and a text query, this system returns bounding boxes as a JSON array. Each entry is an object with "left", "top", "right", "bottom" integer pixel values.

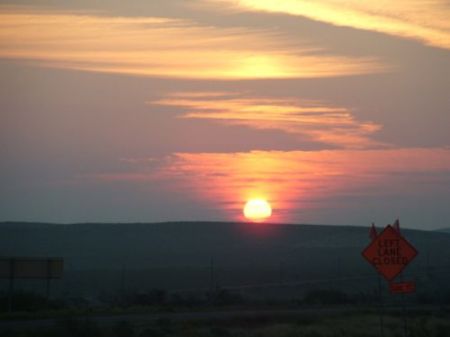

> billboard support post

[{"left": 8, "top": 259, "right": 15, "bottom": 313}]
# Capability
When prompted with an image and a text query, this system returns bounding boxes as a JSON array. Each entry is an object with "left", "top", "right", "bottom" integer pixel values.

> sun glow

[
  {"left": 92, "top": 149, "right": 450, "bottom": 223},
  {"left": 243, "top": 199, "right": 272, "bottom": 222}
]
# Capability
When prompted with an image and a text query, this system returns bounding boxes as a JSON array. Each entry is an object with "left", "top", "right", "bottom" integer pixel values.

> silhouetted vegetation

[
  {"left": 1, "top": 310, "right": 450, "bottom": 337},
  {"left": 0, "top": 291, "right": 65, "bottom": 312},
  {"left": 114, "top": 321, "right": 135, "bottom": 337},
  {"left": 302, "top": 289, "right": 349, "bottom": 305},
  {"left": 2, "top": 222, "right": 450, "bottom": 336},
  {"left": 120, "top": 289, "right": 167, "bottom": 307}
]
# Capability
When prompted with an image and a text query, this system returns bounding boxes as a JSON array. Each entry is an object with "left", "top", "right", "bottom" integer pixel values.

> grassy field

[{"left": 1, "top": 308, "right": 449, "bottom": 337}]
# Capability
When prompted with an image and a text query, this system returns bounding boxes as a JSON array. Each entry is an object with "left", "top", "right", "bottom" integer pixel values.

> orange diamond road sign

[{"left": 362, "top": 225, "right": 418, "bottom": 281}]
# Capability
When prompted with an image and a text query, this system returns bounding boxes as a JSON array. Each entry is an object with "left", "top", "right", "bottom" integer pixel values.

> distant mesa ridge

[{"left": 0, "top": 221, "right": 449, "bottom": 271}]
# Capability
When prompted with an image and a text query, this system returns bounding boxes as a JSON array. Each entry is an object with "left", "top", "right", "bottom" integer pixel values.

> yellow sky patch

[
  {"left": 212, "top": 0, "right": 450, "bottom": 49},
  {"left": 0, "top": 7, "right": 385, "bottom": 79}
]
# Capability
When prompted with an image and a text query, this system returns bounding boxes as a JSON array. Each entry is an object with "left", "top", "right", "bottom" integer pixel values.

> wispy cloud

[
  {"left": 211, "top": 0, "right": 450, "bottom": 49},
  {"left": 152, "top": 92, "right": 383, "bottom": 149},
  {"left": 0, "top": 7, "right": 385, "bottom": 79}
]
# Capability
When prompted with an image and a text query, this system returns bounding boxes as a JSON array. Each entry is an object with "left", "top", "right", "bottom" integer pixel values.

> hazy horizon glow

[{"left": 87, "top": 149, "right": 450, "bottom": 225}]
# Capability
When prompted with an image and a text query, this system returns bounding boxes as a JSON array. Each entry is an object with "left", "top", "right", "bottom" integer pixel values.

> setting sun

[{"left": 243, "top": 199, "right": 272, "bottom": 222}]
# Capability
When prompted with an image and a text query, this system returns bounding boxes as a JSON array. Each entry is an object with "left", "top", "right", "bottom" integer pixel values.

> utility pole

[
  {"left": 46, "top": 259, "right": 52, "bottom": 300},
  {"left": 279, "top": 262, "right": 283, "bottom": 285},
  {"left": 209, "top": 257, "right": 216, "bottom": 303}
]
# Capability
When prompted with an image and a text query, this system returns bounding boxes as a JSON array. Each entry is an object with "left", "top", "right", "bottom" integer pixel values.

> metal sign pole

[
  {"left": 378, "top": 276, "right": 385, "bottom": 337},
  {"left": 362, "top": 221, "right": 418, "bottom": 337},
  {"left": 400, "top": 273, "right": 409, "bottom": 337}
]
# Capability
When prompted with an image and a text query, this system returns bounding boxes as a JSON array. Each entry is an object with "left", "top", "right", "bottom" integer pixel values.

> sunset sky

[{"left": 1, "top": 1, "right": 449, "bottom": 229}]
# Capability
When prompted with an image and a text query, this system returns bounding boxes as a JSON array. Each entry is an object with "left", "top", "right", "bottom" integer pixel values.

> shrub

[{"left": 302, "top": 289, "right": 349, "bottom": 305}]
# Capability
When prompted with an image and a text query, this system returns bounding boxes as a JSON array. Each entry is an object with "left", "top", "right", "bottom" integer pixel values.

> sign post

[
  {"left": 362, "top": 225, "right": 418, "bottom": 281},
  {"left": 0, "top": 257, "right": 64, "bottom": 312},
  {"left": 362, "top": 221, "right": 418, "bottom": 337}
]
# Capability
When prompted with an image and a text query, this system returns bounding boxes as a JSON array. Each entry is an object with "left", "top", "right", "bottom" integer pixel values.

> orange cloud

[
  {"left": 211, "top": 0, "right": 450, "bottom": 49},
  {"left": 0, "top": 7, "right": 385, "bottom": 79},
  {"left": 153, "top": 92, "right": 383, "bottom": 149}
]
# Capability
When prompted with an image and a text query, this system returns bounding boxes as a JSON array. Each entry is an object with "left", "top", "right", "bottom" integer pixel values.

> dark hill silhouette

[{"left": 1, "top": 222, "right": 450, "bottom": 297}]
